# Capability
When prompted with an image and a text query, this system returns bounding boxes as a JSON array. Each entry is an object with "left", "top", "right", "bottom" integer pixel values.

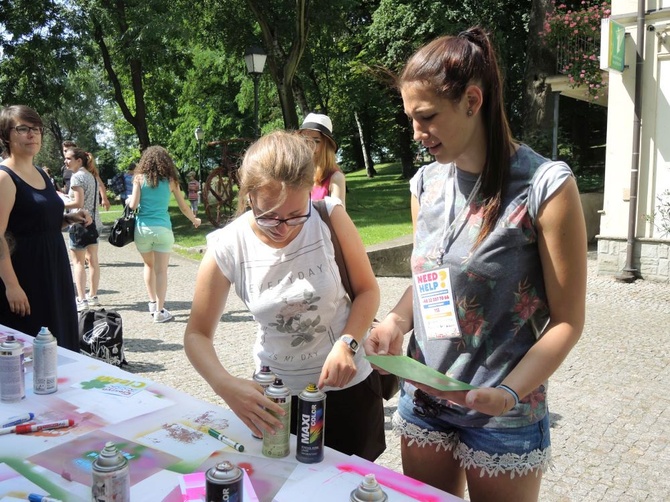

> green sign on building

[{"left": 600, "top": 18, "right": 626, "bottom": 73}]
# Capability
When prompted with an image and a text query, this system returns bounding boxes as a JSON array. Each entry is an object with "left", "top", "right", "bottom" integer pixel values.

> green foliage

[{"left": 541, "top": 0, "right": 611, "bottom": 99}]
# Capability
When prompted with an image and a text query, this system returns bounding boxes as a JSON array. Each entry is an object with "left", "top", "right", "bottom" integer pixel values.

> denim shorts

[
  {"left": 394, "top": 388, "right": 552, "bottom": 477},
  {"left": 134, "top": 225, "right": 175, "bottom": 253}
]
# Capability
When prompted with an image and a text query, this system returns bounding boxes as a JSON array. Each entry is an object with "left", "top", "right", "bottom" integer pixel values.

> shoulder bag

[
  {"left": 313, "top": 200, "right": 400, "bottom": 400},
  {"left": 68, "top": 178, "right": 99, "bottom": 247}
]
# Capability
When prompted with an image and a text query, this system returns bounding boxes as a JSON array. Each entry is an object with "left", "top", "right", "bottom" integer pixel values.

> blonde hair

[
  {"left": 312, "top": 135, "right": 340, "bottom": 186},
  {"left": 236, "top": 130, "right": 315, "bottom": 216}
]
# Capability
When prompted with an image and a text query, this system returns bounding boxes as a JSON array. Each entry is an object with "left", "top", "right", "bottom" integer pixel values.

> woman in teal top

[{"left": 127, "top": 146, "right": 201, "bottom": 323}]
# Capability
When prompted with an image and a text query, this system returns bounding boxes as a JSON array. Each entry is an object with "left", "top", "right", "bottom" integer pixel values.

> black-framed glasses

[
  {"left": 413, "top": 389, "right": 441, "bottom": 418},
  {"left": 249, "top": 196, "right": 312, "bottom": 228},
  {"left": 11, "top": 125, "right": 44, "bottom": 136}
]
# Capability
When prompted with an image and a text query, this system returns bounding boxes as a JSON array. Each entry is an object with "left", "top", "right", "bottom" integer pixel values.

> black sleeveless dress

[{"left": 0, "top": 165, "right": 79, "bottom": 350}]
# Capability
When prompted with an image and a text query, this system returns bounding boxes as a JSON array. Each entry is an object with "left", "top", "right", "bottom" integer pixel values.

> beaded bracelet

[{"left": 496, "top": 384, "right": 520, "bottom": 408}]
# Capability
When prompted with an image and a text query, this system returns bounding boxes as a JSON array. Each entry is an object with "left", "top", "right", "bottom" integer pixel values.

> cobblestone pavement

[{"left": 89, "top": 230, "right": 669, "bottom": 501}]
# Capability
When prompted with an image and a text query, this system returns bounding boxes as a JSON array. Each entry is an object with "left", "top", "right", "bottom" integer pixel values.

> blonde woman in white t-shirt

[{"left": 185, "top": 130, "right": 386, "bottom": 461}]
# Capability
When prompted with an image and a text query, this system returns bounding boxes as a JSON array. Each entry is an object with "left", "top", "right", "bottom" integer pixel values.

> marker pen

[
  {"left": 207, "top": 427, "right": 245, "bottom": 452},
  {"left": 28, "top": 494, "right": 64, "bottom": 502},
  {"left": 1, "top": 412, "right": 34, "bottom": 428},
  {"left": 0, "top": 419, "right": 74, "bottom": 435}
]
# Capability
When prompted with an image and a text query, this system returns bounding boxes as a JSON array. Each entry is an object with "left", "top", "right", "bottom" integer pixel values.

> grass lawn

[{"left": 100, "top": 162, "right": 414, "bottom": 260}]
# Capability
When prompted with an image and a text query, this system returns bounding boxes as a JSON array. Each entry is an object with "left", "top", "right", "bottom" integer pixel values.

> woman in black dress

[{"left": 0, "top": 105, "right": 90, "bottom": 350}]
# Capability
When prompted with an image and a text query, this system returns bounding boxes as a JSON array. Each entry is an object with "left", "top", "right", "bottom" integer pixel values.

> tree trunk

[
  {"left": 247, "top": 0, "right": 311, "bottom": 130},
  {"left": 394, "top": 103, "right": 415, "bottom": 179},
  {"left": 522, "top": 0, "right": 557, "bottom": 140},
  {"left": 354, "top": 111, "right": 376, "bottom": 178}
]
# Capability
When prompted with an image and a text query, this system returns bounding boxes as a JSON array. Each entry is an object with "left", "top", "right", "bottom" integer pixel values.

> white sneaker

[
  {"left": 87, "top": 295, "right": 100, "bottom": 307},
  {"left": 148, "top": 301, "right": 157, "bottom": 314},
  {"left": 153, "top": 308, "right": 173, "bottom": 323},
  {"left": 76, "top": 298, "right": 89, "bottom": 312}
]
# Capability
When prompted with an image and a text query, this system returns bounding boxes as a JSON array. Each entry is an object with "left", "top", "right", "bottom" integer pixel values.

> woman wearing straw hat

[{"left": 299, "top": 113, "right": 346, "bottom": 207}]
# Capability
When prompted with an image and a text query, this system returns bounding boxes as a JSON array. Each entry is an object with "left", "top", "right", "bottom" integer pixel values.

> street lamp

[
  {"left": 244, "top": 46, "right": 267, "bottom": 138},
  {"left": 194, "top": 125, "right": 204, "bottom": 205}
]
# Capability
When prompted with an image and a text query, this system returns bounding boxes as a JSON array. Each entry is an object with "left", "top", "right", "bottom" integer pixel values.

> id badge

[{"left": 413, "top": 267, "right": 461, "bottom": 340}]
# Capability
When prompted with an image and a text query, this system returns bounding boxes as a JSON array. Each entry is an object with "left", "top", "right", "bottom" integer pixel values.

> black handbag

[
  {"left": 313, "top": 200, "right": 400, "bottom": 400},
  {"left": 108, "top": 205, "right": 136, "bottom": 247},
  {"left": 78, "top": 308, "right": 128, "bottom": 367},
  {"left": 68, "top": 177, "right": 99, "bottom": 247},
  {"left": 69, "top": 222, "right": 99, "bottom": 247}
]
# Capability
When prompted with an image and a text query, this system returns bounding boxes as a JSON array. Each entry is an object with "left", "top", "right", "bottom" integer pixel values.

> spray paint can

[
  {"left": 296, "top": 383, "right": 326, "bottom": 463},
  {"left": 205, "top": 461, "right": 243, "bottom": 502},
  {"left": 0, "top": 335, "right": 25, "bottom": 403},
  {"left": 251, "top": 366, "right": 276, "bottom": 439},
  {"left": 262, "top": 377, "right": 291, "bottom": 458},
  {"left": 91, "top": 441, "right": 130, "bottom": 502},
  {"left": 350, "top": 474, "right": 388, "bottom": 502},
  {"left": 33, "top": 326, "right": 58, "bottom": 395}
]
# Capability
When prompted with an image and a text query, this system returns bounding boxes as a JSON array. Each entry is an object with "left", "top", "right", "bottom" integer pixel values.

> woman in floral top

[
  {"left": 184, "top": 130, "right": 385, "bottom": 460},
  {"left": 365, "top": 28, "right": 587, "bottom": 501}
]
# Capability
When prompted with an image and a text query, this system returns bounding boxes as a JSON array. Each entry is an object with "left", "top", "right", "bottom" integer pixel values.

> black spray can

[
  {"left": 350, "top": 474, "right": 388, "bottom": 502},
  {"left": 33, "top": 326, "right": 58, "bottom": 395},
  {"left": 0, "top": 335, "right": 25, "bottom": 403},
  {"left": 205, "top": 461, "right": 243, "bottom": 502},
  {"left": 91, "top": 441, "right": 130, "bottom": 502},
  {"left": 262, "top": 377, "right": 291, "bottom": 458},
  {"left": 251, "top": 366, "right": 276, "bottom": 439},
  {"left": 296, "top": 383, "right": 326, "bottom": 463}
]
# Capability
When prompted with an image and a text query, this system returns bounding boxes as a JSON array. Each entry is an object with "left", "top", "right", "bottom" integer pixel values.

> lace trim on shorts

[{"left": 392, "top": 411, "right": 553, "bottom": 478}]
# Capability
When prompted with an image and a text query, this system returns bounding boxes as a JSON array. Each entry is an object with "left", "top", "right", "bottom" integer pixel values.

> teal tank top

[{"left": 137, "top": 178, "right": 172, "bottom": 229}]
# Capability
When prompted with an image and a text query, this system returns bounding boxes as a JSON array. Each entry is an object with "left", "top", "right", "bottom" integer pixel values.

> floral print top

[
  {"left": 409, "top": 145, "right": 573, "bottom": 428},
  {"left": 207, "top": 197, "right": 372, "bottom": 394}
]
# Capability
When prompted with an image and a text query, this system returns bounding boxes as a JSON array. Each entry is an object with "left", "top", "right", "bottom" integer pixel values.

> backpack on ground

[{"left": 78, "top": 308, "right": 128, "bottom": 367}]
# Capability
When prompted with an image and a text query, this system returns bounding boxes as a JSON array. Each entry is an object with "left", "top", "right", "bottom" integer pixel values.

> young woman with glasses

[
  {"left": 0, "top": 105, "right": 91, "bottom": 351},
  {"left": 185, "top": 130, "right": 386, "bottom": 461}
]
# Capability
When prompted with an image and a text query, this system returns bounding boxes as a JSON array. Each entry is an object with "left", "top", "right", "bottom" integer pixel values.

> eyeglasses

[
  {"left": 249, "top": 196, "right": 311, "bottom": 228},
  {"left": 413, "top": 389, "right": 441, "bottom": 418},
  {"left": 11, "top": 125, "right": 44, "bottom": 136}
]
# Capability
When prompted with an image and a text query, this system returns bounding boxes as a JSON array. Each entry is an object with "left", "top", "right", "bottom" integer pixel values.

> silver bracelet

[{"left": 496, "top": 384, "right": 520, "bottom": 407}]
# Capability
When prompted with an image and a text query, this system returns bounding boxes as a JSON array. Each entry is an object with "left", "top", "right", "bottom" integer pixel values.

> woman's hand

[
  {"left": 219, "top": 377, "right": 288, "bottom": 438},
  {"left": 5, "top": 284, "right": 30, "bottom": 317},
  {"left": 318, "top": 341, "right": 357, "bottom": 389},
  {"left": 193, "top": 217, "right": 201, "bottom": 228},
  {"left": 364, "top": 319, "right": 405, "bottom": 375},
  {"left": 411, "top": 382, "right": 515, "bottom": 417}
]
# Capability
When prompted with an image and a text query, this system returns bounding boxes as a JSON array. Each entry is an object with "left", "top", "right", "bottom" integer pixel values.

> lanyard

[{"left": 436, "top": 165, "right": 481, "bottom": 266}]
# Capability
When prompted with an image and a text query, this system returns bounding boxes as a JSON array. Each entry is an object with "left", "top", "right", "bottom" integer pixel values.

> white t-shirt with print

[{"left": 207, "top": 197, "right": 372, "bottom": 394}]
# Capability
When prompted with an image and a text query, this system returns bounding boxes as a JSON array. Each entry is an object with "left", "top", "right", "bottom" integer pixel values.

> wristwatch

[{"left": 339, "top": 335, "right": 359, "bottom": 354}]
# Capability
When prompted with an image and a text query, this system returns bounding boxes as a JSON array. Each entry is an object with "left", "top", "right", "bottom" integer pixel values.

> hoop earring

[{"left": 467, "top": 109, "right": 473, "bottom": 117}]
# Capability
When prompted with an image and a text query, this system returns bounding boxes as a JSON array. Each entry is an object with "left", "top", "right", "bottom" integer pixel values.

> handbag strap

[{"left": 313, "top": 200, "right": 355, "bottom": 300}]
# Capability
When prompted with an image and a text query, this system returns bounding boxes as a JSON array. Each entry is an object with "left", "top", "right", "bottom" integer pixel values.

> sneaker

[
  {"left": 76, "top": 298, "right": 88, "bottom": 312},
  {"left": 153, "top": 308, "right": 173, "bottom": 323},
  {"left": 148, "top": 301, "right": 157, "bottom": 314},
  {"left": 87, "top": 295, "right": 100, "bottom": 307}
]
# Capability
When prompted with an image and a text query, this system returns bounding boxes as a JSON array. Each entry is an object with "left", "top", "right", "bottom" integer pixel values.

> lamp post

[
  {"left": 244, "top": 46, "right": 267, "bottom": 138},
  {"left": 194, "top": 126, "right": 204, "bottom": 204}
]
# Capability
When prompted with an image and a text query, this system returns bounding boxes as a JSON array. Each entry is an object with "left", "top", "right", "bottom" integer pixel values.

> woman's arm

[
  {"left": 63, "top": 186, "right": 84, "bottom": 210},
  {"left": 0, "top": 173, "right": 29, "bottom": 316},
  {"left": 329, "top": 171, "right": 347, "bottom": 207},
  {"left": 126, "top": 176, "right": 141, "bottom": 210},
  {"left": 170, "top": 180, "right": 201, "bottom": 227},
  {"left": 317, "top": 203, "right": 379, "bottom": 388},
  {"left": 184, "top": 251, "right": 286, "bottom": 436},
  {"left": 363, "top": 195, "right": 419, "bottom": 357},
  {"left": 96, "top": 175, "right": 111, "bottom": 211}
]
